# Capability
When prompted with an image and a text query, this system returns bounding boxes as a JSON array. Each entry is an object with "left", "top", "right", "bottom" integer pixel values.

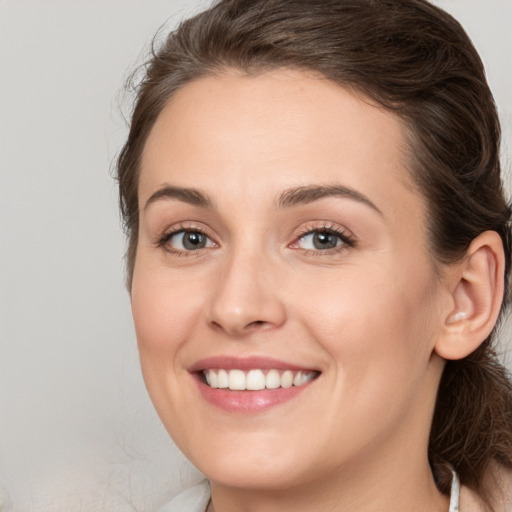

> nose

[{"left": 206, "top": 249, "right": 287, "bottom": 337}]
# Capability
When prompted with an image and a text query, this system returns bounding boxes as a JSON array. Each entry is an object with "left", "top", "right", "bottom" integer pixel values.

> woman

[{"left": 116, "top": 0, "right": 512, "bottom": 510}]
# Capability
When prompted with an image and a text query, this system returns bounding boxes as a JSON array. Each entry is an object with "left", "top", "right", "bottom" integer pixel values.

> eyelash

[
  {"left": 157, "top": 223, "right": 356, "bottom": 256},
  {"left": 157, "top": 224, "right": 216, "bottom": 256},
  {"left": 291, "top": 223, "right": 356, "bottom": 255}
]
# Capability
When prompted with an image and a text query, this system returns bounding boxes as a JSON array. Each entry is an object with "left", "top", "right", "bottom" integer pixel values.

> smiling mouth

[{"left": 202, "top": 369, "right": 319, "bottom": 391}]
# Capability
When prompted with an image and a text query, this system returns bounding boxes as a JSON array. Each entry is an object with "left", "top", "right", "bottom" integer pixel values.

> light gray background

[{"left": 1, "top": 1, "right": 511, "bottom": 511}]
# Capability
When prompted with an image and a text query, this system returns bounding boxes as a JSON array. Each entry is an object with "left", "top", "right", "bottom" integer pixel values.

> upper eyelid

[
  {"left": 162, "top": 221, "right": 213, "bottom": 236},
  {"left": 157, "top": 223, "right": 216, "bottom": 246},
  {"left": 293, "top": 221, "right": 354, "bottom": 239}
]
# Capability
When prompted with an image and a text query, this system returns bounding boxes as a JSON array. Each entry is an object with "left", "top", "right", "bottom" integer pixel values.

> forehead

[{"left": 139, "top": 69, "right": 420, "bottom": 218}]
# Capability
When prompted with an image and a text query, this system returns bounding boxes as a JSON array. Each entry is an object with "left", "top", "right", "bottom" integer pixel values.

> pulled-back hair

[{"left": 117, "top": 0, "right": 512, "bottom": 506}]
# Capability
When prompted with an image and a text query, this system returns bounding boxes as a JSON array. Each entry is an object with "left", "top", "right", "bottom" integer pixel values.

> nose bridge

[{"left": 207, "top": 243, "right": 286, "bottom": 335}]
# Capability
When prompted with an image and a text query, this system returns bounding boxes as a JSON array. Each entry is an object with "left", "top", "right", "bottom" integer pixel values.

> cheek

[
  {"left": 297, "top": 266, "right": 441, "bottom": 448},
  {"left": 295, "top": 261, "right": 439, "bottom": 387},
  {"left": 131, "top": 259, "right": 203, "bottom": 355},
  {"left": 129, "top": 258, "right": 208, "bottom": 436}
]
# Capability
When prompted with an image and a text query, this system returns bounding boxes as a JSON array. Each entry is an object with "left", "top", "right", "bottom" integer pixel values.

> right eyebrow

[{"left": 143, "top": 184, "right": 214, "bottom": 211}]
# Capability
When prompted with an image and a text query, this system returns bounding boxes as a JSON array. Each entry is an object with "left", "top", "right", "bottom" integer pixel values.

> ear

[{"left": 435, "top": 231, "right": 505, "bottom": 360}]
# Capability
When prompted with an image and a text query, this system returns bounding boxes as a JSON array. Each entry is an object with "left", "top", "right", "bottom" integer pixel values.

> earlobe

[{"left": 435, "top": 231, "right": 505, "bottom": 360}]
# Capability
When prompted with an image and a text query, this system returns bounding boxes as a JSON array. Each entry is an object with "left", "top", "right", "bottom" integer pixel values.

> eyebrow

[
  {"left": 277, "top": 184, "right": 382, "bottom": 215},
  {"left": 144, "top": 185, "right": 214, "bottom": 211},
  {"left": 143, "top": 183, "right": 382, "bottom": 215}
]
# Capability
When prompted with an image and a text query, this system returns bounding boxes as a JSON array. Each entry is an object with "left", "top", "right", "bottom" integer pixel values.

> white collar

[{"left": 449, "top": 470, "right": 461, "bottom": 512}]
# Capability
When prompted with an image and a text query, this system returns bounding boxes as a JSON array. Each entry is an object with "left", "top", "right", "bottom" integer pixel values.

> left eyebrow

[{"left": 277, "top": 184, "right": 382, "bottom": 215}]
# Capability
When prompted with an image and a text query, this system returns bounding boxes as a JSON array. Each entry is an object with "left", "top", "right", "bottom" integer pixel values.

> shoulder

[
  {"left": 156, "top": 480, "right": 211, "bottom": 512},
  {"left": 460, "top": 464, "right": 512, "bottom": 512}
]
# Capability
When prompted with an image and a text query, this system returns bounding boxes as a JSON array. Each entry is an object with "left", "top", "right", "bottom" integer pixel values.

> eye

[
  {"left": 163, "top": 230, "right": 216, "bottom": 252},
  {"left": 292, "top": 227, "right": 355, "bottom": 252},
  {"left": 298, "top": 231, "right": 342, "bottom": 250}
]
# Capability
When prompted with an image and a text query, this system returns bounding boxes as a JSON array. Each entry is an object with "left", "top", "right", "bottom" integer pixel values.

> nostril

[
  {"left": 208, "top": 318, "right": 271, "bottom": 336},
  {"left": 247, "top": 320, "right": 266, "bottom": 329},
  {"left": 210, "top": 320, "right": 223, "bottom": 332}
]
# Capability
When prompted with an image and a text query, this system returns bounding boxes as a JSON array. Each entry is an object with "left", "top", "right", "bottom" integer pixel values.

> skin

[{"left": 132, "top": 70, "right": 455, "bottom": 511}]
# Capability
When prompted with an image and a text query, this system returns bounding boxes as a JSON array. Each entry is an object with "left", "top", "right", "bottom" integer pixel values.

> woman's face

[{"left": 132, "top": 70, "right": 448, "bottom": 491}]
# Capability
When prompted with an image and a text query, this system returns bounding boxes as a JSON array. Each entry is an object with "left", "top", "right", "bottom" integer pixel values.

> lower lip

[{"left": 193, "top": 374, "right": 314, "bottom": 413}]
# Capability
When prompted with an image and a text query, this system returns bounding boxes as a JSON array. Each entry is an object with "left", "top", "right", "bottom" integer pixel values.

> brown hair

[{"left": 116, "top": 0, "right": 512, "bottom": 506}]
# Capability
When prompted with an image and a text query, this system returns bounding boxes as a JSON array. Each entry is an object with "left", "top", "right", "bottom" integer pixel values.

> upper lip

[{"left": 189, "top": 355, "right": 319, "bottom": 373}]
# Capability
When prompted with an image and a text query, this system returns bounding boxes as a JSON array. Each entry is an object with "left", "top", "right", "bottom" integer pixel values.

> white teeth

[
  {"left": 217, "top": 369, "right": 229, "bottom": 389},
  {"left": 281, "top": 370, "right": 293, "bottom": 389},
  {"left": 203, "top": 368, "right": 317, "bottom": 390},
  {"left": 228, "top": 369, "right": 246, "bottom": 390},
  {"left": 301, "top": 372, "right": 314, "bottom": 385},
  {"left": 246, "top": 369, "right": 266, "bottom": 390},
  {"left": 209, "top": 371, "right": 218, "bottom": 389},
  {"left": 265, "top": 369, "right": 281, "bottom": 389}
]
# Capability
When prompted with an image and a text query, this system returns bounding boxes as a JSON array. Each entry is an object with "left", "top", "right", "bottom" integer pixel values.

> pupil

[
  {"left": 313, "top": 232, "right": 337, "bottom": 249},
  {"left": 183, "top": 232, "right": 206, "bottom": 250}
]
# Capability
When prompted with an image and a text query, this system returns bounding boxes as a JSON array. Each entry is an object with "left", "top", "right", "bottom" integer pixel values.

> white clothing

[
  {"left": 157, "top": 481, "right": 211, "bottom": 512},
  {"left": 450, "top": 470, "right": 460, "bottom": 512}
]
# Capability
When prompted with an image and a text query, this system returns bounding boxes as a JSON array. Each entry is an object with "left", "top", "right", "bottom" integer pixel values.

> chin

[
  {"left": 184, "top": 432, "right": 313, "bottom": 490},
  {"left": 200, "top": 456, "right": 304, "bottom": 490}
]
